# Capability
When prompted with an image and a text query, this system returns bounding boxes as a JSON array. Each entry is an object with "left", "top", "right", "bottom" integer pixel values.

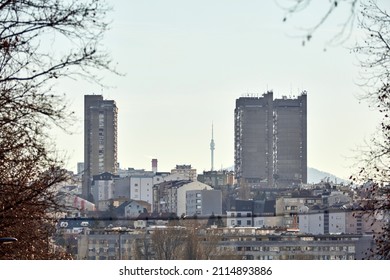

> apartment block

[
  {"left": 234, "top": 91, "right": 307, "bottom": 188},
  {"left": 171, "top": 164, "right": 197, "bottom": 181},
  {"left": 83, "top": 95, "right": 118, "bottom": 200},
  {"left": 186, "top": 189, "right": 222, "bottom": 216},
  {"left": 153, "top": 180, "right": 213, "bottom": 216}
]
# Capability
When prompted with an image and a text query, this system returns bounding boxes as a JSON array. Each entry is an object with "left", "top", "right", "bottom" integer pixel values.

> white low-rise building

[
  {"left": 153, "top": 180, "right": 214, "bottom": 216},
  {"left": 299, "top": 205, "right": 347, "bottom": 234}
]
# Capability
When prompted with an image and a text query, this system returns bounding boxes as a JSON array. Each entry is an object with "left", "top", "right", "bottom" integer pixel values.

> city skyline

[
  {"left": 50, "top": 0, "right": 383, "bottom": 180},
  {"left": 3, "top": 0, "right": 389, "bottom": 265}
]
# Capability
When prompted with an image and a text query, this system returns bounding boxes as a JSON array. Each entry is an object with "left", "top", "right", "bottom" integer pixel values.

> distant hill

[
  {"left": 225, "top": 166, "right": 349, "bottom": 184},
  {"left": 307, "top": 167, "right": 350, "bottom": 184}
]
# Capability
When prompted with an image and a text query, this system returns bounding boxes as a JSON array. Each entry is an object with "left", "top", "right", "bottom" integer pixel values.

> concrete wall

[
  {"left": 186, "top": 189, "right": 222, "bottom": 216},
  {"left": 176, "top": 181, "right": 212, "bottom": 216}
]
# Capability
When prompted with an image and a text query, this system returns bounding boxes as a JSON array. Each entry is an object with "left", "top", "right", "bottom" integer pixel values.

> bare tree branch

[{"left": 0, "top": 0, "right": 115, "bottom": 259}]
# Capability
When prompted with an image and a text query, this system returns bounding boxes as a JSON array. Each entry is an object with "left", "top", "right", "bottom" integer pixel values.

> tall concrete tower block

[
  {"left": 273, "top": 93, "right": 307, "bottom": 187},
  {"left": 234, "top": 92, "right": 274, "bottom": 188},
  {"left": 234, "top": 91, "right": 307, "bottom": 189},
  {"left": 83, "top": 95, "right": 118, "bottom": 200}
]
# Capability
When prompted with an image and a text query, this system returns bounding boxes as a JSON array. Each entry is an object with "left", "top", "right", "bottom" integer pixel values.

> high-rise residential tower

[
  {"left": 234, "top": 91, "right": 307, "bottom": 188},
  {"left": 83, "top": 95, "right": 118, "bottom": 200},
  {"left": 234, "top": 92, "right": 274, "bottom": 187},
  {"left": 273, "top": 94, "right": 307, "bottom": 187}
]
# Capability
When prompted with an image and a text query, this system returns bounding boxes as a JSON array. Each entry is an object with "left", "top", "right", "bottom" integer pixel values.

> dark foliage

[{"left": 0, "top": 0, "right": 113, "bottom": 259}]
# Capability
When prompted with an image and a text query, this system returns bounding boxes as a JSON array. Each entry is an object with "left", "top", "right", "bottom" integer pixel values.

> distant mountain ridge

[
  {"left": 307, "top": 167, "right": 349, "bottom": 184},
  {"left": 225, "top": 166, "right": 349, "bottom": 184}
]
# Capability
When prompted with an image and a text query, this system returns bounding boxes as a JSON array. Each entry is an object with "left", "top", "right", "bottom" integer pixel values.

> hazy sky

[{"left": 52, "top": 0, "right": 384, "bottom": 180}]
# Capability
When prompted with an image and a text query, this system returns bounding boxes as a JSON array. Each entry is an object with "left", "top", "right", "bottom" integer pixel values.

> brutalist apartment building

[{"left": 234, "top": 91, "right": 307, "bottom": 188}]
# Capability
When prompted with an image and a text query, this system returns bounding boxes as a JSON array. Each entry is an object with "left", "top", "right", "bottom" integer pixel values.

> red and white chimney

[{"left": 152, "top": 158, "right": 158, "bottom": 173}]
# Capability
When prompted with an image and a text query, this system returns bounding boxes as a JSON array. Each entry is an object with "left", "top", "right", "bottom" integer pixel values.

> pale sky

[{"left": 52, "top": 0, "right": 383, "bottom": 180}]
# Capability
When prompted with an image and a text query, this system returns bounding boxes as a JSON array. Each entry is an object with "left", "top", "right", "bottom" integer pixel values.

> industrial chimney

[{"left": 152, "top": 158, "right": 158, "bottom": 173}]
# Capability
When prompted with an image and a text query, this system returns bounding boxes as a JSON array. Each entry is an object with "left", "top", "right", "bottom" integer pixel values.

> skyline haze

[{"left": 51, "top": 0, "right": 383, "bottom": 180}]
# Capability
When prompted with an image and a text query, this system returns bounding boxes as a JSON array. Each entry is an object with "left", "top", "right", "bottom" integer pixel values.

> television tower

[{"left": 210, "top": 123, "right": 215, "bottom": 171}]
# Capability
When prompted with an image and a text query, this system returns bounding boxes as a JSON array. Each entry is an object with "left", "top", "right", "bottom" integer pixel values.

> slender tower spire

[{"left": 210, "top": 123, "right": 215, "bottom": 171}]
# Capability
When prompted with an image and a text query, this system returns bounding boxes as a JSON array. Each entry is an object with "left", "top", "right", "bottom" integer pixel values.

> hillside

[{"left": 307, "top": 167, "right": 350, "bottom": 184}]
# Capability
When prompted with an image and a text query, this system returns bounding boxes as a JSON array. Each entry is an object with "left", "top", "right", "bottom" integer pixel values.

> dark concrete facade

[
  {"left": 234, "top": 91, "right": 307, "bottom": 188},
  {"left": 235, "top": 92, "right": 274, "bottom": 187},
  {"left": 273, "top": 93, "right": 307, "bottom": 187},
  {"left": 83, "top": 95, "right": 118, "bottom": 200}
]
